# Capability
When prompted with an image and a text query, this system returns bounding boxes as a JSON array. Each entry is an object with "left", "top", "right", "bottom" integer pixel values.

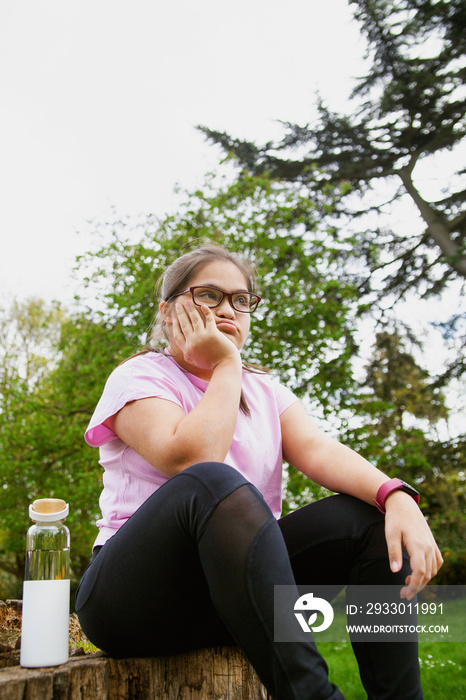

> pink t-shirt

[{"left": 85, "top": 352, "right": 299, "bottom": 547}]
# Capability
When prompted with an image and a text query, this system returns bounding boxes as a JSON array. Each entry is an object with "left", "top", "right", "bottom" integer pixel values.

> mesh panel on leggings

[{"left": 198, "top": 483, "right": 339, "bottom": 700}]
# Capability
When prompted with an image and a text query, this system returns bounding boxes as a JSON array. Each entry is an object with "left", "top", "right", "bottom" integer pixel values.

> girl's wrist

[
  {"left": 213, "top": 350, "right": 242, "bottom": 372},
  {"left": 384, "top": 489, "right": 419, "bottom": 512}
]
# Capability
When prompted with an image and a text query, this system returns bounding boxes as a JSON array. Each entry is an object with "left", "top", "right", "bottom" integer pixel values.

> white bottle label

[{"left": 20, "top": 579, "right": 70, "bottom": 667}]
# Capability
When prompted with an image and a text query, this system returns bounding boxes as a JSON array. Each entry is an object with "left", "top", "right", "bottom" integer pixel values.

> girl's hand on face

[
  {"left": 172, "top": 301, "right": 241, "bottom": 371},
  {"left": 384, "top": 492, "right": 443, "bottom": 600}
]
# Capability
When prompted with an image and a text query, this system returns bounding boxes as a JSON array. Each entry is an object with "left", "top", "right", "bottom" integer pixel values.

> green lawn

[
  {"left": 317, "top": 641, "right": 465, "bottom": 699},
  {"left": 312, "top": 592, "right": 466, "bottom": 697}
]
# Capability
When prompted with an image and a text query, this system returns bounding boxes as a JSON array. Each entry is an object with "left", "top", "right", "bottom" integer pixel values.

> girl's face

[{"left": 161, "top": 260, "right": 252, "bottom": 352}]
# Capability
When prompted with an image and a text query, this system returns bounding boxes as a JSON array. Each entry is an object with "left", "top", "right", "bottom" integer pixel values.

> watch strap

[{"left": 374, "top": 478, "right": 420, "bottom": 514}]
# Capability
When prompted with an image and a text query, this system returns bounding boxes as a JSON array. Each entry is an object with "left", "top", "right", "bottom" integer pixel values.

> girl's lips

[{"left": 216, "top": 321, "right": 238, "bottom": 332}]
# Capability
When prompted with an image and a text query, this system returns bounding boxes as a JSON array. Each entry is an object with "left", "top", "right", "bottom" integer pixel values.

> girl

[{"left": 76, "top": 244, "right": 442, "bottom": 699}]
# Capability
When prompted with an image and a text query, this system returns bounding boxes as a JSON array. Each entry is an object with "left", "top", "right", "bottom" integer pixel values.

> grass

[
  {"left": 311, "top": 591, "right": 466, "bottom": 697},
  {"left": 317, "top": 641, "right": 465, "bottom": 699},
  {"left": 72, "top": 639, "right": 100, "bottom": 654}
]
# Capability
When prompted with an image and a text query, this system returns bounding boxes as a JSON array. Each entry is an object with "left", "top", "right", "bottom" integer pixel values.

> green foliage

[
  {"left": 0, "top": 298, "right": 142, "bottom": 588},
  {"left": 340, "top": 328, "right": 465, "bottom": 570},
  {"left": 352, "top": 329, "right": 448, "bottom": 435},
  {"left": 1, "top": 173, "right": 363, "bottom": 594},
  {"left": 0, "top": 300, "right": 67, "bottom": 581},
  {"left": 0, "top": 170, "right": 463, "bottom": 598}
]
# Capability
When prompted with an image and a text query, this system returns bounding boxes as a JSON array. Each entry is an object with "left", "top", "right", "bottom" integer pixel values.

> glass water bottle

[{"left": 20, "top": 498, "right": 70, "bottom": 668}]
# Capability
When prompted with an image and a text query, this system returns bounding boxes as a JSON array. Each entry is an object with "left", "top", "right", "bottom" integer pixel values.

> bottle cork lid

[{"left": 29, "top": 498, "right": 69, "bottom": 522}]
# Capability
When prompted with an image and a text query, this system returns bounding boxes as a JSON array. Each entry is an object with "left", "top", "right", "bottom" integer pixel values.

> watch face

[{"left": 399, "top": 480, "right": 420, "bottom": 497}]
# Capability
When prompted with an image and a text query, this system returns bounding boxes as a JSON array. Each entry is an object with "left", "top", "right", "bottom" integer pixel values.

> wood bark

[
  {"left": 398, "top": 166, "right": 466, "bottom": 278},
  {"left": 0, "top": 647, "right": 271, "bottom": 700}
]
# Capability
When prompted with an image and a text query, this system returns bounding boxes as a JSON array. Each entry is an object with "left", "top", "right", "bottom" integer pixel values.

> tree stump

[
  {"left": 0, "top": 648, "right": 271, "bottom": 700},
  {"left": 0, "top": 600, "right": 272, "bottom": 699}
]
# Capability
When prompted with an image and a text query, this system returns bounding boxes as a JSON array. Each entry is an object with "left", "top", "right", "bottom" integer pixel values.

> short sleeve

[
  {"left": 274, "top": 380, "right": 300, "bottom": 415},
  {"left": 84, "top": 354, "right": 185, "bottom": 447}
]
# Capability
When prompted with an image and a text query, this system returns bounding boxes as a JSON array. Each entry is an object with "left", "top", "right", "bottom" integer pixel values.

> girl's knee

[{"left": 178, "top": 461, "right": 250, "bottom": 498}]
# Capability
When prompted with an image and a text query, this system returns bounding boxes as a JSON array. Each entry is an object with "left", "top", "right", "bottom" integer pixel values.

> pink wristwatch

[{"left": 374, "top": 478, "right": 420, "bottom": 514}]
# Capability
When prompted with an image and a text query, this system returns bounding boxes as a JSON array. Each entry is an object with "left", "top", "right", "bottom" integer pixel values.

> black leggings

[{"left": 75, "top": 462, "right": 422, "bottom": 700}]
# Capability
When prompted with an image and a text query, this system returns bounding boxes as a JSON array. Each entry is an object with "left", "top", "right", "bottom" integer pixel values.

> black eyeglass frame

[{"left": 166, "top": 285, "right": 262, "bottom": 313}]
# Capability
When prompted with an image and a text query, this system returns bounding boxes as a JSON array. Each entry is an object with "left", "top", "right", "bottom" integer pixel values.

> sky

[
  {"left": 0, "top": 0, "right": 367, "bottom": 304},
  {"left": 1, "top": 1, "right": 464, "bottom": 434}
]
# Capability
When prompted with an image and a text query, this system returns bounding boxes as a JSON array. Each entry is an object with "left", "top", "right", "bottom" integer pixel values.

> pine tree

[{"left": 200, "top": 0, "right": 466, "bottom": 303}]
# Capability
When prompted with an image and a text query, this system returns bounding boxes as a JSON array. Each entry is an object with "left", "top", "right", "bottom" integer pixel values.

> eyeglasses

[{"left": 166, "top": 286, "right": 261, "bottom": 313}]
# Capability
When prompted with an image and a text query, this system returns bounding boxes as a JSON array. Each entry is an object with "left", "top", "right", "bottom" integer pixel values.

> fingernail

[{"left": 391, "top": 560, "right": 401, "bottom": 572}]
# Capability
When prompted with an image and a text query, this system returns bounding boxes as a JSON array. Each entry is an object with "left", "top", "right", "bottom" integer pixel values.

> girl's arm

[
  {"left": 280, "top": 401, "right": 443, "bottom": 598},
  {"left": 106, "top": 302, "right": 243, "bottom": 476}
]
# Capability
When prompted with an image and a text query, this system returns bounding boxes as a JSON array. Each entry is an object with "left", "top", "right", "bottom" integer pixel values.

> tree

[
  {"left": 0, "top": 299, "right": 65, "bottom": 595},
  {"left": 350, "top": 328, "right": 448, "bottom": 439},
  {"left": 0, "top": 300, "right": 132, "bottom": 596},
  {"left": 0, "top": 298, "right": 65, "bottom": 390},
  {"left": 200, "top": 0, "right": 466, "bottom": 377}
]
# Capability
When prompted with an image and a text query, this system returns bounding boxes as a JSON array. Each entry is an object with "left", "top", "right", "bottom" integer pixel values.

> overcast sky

[{"left": 0, "top": 0, "right": 367, "bottom": 304}]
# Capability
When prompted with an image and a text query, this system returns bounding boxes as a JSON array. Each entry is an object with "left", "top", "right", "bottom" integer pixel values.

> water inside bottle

[{"left": 26, "top": 548, "right": 70, "bottom": 580}]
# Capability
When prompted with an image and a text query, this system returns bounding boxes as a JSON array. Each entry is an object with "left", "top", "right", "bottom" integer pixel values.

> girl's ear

[{"left": 159, "top": 300, "right": 173, "bottom": 325}]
